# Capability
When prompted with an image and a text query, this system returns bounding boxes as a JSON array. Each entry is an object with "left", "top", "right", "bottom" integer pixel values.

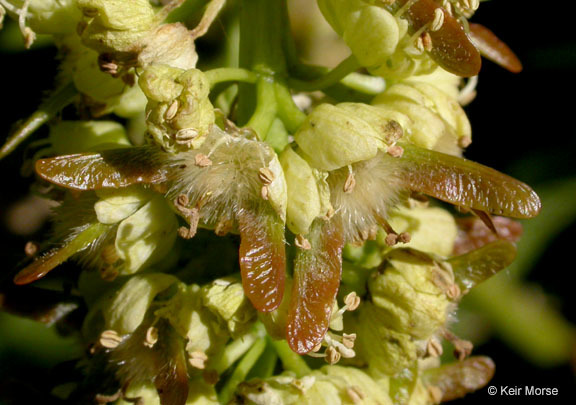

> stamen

[
  {"left": 189, "top": 351, "right": 209, "bottom": 369},
  {"left": 343, "top": 292, "right": 361, "bottom": 311},
  {"left": 99, "top": 330, "right": 123, "bottom": 349},
  {"left": 295, "top": 234, "right": 311, "bottom": 250},
  {"left": 387, "top": 145, "right": 404, "bottom": 157},
  {"left": 343, "top": 165, "right": 356, "bottom": 193},
  {"left": 431, "top": 8, "right": 445, "bottom": 32},
  {"left": 164, "top": 100, "right": 179, "bottom": 121},
  {"left": 194, "top": 153, "right": 213, "bottom": 167},
  {"left": 144, "top": 326, "right": 159, "bottom": 348},
  {"left": 426, "top": 338, "right": 443, "bottom": 357},
  {"left": 24, "top": 241, "right": 39, "bottom": 257},
  {"left": 258, "top": 167, "right": 275, "bottom": 185},
  {"left": 442, "top": 329, "right": 473, "bottom": 360},
  {"left": 175, "top": 128, "right": 199, "bottom": 146}
]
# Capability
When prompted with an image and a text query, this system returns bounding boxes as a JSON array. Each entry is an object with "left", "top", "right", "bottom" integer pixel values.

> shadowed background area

[{"left": 0, "top": 0, "right": 574, "bottom": 403}]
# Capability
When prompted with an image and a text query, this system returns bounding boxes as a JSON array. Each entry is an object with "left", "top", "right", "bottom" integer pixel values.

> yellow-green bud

[
  {"left": 77, "top": 0, "right": 155, "bottom": 53},
  {"left": 139, "top": 65, "right": 215, "bottom": 152},
  {"left": 294, "top": 104, "right": 385, "bottom": 171},
  {"left": 101, "top": 273, "right": 180, "bottom": 335},
  {"left": 94, "top": 187, "right": 178, "bottom": 274},
  {"left": 368, "top": 249, "right": 452, "bottom": 339},
  {"left": 138, "top": 23, "right": 198, "bottom": 70},
  {"left": 154, "top": 284, "right": 228, "bottom": 359},
  {"left": 278, "top": 146, "right": 332, "bottom": 235},
  {"left": 49, "top": 120, "right": 130, "bottom": 155},
  {"left": 386, "top": 204, "right": 457, "bottom": 257},
  {"left": 235, "top": 366, "right": 393, "bottom": 404},
  {"left": 355, "top": 302, "right": 417, "bottom": 377},
  {"left": 372, "top": 78, "right": 471, "bottom": 154},
  {"left": 201, "top": 276, "right": 257, "bottom": 338},
  {"left": 2, "top": 0, "right": 81, "bottom": 34},
  {"left": 317, "top": 0, "right": 436, "bottom": 80},
  {"left": 57, "top": 35, "right": 147, "bottom": 117}
]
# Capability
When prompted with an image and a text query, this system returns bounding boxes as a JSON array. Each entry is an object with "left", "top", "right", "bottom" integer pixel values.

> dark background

[{"left": 0, "top": 0, "right": 574, "bottom": 403}]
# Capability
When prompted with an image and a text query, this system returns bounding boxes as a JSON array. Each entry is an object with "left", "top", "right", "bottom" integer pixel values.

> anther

[
  {"left": 175, "top": 128, "right": 199, "bottom": 146},
  {"left": 426, "top": 338, "right": 443, "bottom": 357},
  {"left": 260, "top": 185, "right": 269, "bottom": 200},
  {"left": 344, "top": 166, "right": 356, "bottom": 193},
  {"left": 421, "top": 32, "right": 433, "bottom": 52},
  {"left": 24, "top": 241, "right": 39, "bottom": 257},
  {"left": 164, "top": 100, "right": 179, "bottom": 121},
  {"left": 144, "top": 326, "right": 159, "bottom": 348},
  {"left": 189, "top": 351, "right": 208, "bottom": 369},
  {"left": 194, "top": 153, "right": 212, "bottom": 167},
  {"left": 99, "top": 330, "right": 123, "bottom": 349},
  {"left": 325, "top": 346, "right": 341, "bottom": 365},
  {"left": 342, "top": 333, "right": 357, "bottom": 349},
  {"left": 258, "top": 167, "right": 275, "bottom": 185},
  {"left": 295, "top": 234, "right": 311, "bottom": 250},
  {"left": 431, "top": 8, "right": 445, "bottom": 32},
  {"left": 344, "top": 292, "right": 361, "bottom": 311},
  {"left": 387, "top": 145, "right": 404, "bottom": 158},
  {"left": 398, "top": 232, "right": 411, "bottom": 243}
]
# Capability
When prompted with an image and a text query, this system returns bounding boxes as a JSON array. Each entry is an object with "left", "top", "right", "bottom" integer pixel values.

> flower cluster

[{"left": 1, "top": 0, "right": 539, "bottom": 404}]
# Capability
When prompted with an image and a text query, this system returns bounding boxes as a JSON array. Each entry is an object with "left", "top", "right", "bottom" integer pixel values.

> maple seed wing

[
  {"left": 402, "top": 0, "right": 481, "bottom": 77},
  {"left": 13, "top": 223, "right": 108, "bottom": 285},
  {"left": 449, "top": 240, "right": 517, "bottom": 292},
  {"left": 423, "top": 356, "right": 495, "bottom": 402},
  {"left": 153, "top": 321, "right": 190, "bottom": 405},
  {"left": 287, "top": 220, "right": 344, "bottom": 354},
  {"left": 469, "top": 23, "right": 523, "bottom": 73},
  {"left": 238, "top": 208, "right": 286, "bottom": 312},
  {"left": 35, "top": 147, "right": 169, "bottom": 191},
  {"left": 398, "top": 144, "right": 542, "bottom": 218}
]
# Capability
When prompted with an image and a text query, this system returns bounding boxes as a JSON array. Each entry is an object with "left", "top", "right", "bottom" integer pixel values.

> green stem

[
  {"left": 212, "top": 330, "right": 260, "bottom": 374},
  {"left": 287, "top": 55, "right": 361, "bottom": 92},
  {"left": 219, "top": 337, "right": 267, "bottom": 403},
  {"left": 204, "top": 67, "right": 258, "bottom": 88},
  {"left": 0, "top": 82, "right": 77, "bottom": 160},
  {"left": 270, "top": 339, "right": 311, "bottom": 378},
  {"left": 237, "top": 0, "right": 288, "bottom": 129},
  {"left": 245, "top": 76, "right": 278, "bottom": 140},
  {"left": 275, "top": 81, "right": 306, "bottom": 133}
]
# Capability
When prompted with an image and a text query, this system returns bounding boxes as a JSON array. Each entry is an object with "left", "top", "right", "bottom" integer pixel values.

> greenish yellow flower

[
  {"left": 372, "top": 77, "right": 471, "bottom": 154},
  {"left": 279, "top": 146, "right": 332, "bottom": 235},
  {"left": 57, "top": 35, "right": 147, "bottom": 117},
  {"left": 139, "top": 65, "right": 215, "bottom": 152},
  {"left": 49, "top": 120, "right": 130, "bottom": 154},
  {"left": 234, "top": 365, "right": 393, "bottom": 405},
  {"left": 77, "top": 0, "right": 156, "bottom": 54},
  {"left": 94, "top": 186, "right": 178, "bottom": 274},
  {"left": 1, "top": 0, "right": 80, "bottom": 35},
  {"left": 202, "top": 276, "right": 257, "bottom": 338}
]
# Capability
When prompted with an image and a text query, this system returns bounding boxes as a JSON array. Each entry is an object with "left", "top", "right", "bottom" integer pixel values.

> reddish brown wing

[
  {"left": 154, "top": 321, "right": 189, "bottom": 405},
  {"left": 469, "top": 23, "right": 522, "bottom": 73},
  {"left": 397, "top": 144, "right": 541, "bottom": 219},
  {"left": 454, "top": 216, "right": 523, "bottom": 255},
  {"left": 402, "top": 0, "right": 481, "bottom": 77},
  {"left": 287, "top": 219, "right": 344, "bottom": 354},
  {"left": 35, "top": 147, "right": 169, "bottom": 191},
  {"left": 13, "top": 223, "right": 108, "bottom": 285},
  {"left": 423, "top": 356, "right": 495, "bottom": 402},
  {"left": 237, "top": 208, "right": 286, "bottom": 312},
  {"left": 448, "top": 240, "right": 517, "bottom": 293}
]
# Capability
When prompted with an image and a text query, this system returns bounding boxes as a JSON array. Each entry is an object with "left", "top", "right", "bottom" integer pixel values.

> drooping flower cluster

[{"left": 1, "top": 0, "right": 539, "bottom": 404}]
